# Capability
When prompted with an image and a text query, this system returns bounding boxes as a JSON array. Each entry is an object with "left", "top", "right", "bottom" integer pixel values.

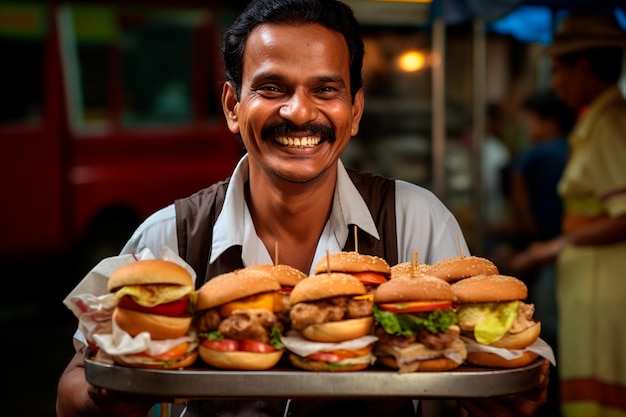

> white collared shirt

[{"left": 120, "top": 154, "right": 469, "bottom": 276}]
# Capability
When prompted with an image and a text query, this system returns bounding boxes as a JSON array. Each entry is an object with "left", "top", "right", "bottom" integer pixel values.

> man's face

[
  {"left": 223, "top": 23, "right": 364, "bottom": 184},
  {"left": 550, "top": 57, "right": 587, "bottom": 110}
]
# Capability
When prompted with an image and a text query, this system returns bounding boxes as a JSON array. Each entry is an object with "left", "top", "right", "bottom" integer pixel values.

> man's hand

[
  {"left": 459, "top": 359, "right": 550, "bottom": 417},
  {"left": 88, "top": 385, "right": 162, "bottom": 417}
]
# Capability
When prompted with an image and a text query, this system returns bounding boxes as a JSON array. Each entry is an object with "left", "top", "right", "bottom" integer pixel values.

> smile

[{"left": 274, "top": 136, "right": 321, "bottom": 148}]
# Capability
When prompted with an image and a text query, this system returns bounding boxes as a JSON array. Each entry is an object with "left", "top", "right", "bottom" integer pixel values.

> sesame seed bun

[
  {"left": 428, "top": 256, "right": 498, "bottom": 282},
  {"left": 451, "top": 274, "right": 528, "bottom": 303},
  {"left": 313, "top": 251, "right": 391, "bottom": 276},
  {"left": 289, "top": 272, "right": 366, "bottom": 305},
  {"left": 107, "top": 259, "right": 193, "bottom": 292},
  {"left": 390, "top": 262, "right": 432, "bottom": 279},
  {"left": 246, "top": 263, "right": 308, "bottom": 287},
  {"left": 374, "top": 276, "right": 457, "bottom": 303},
  {"left": 195, "top": 268, "right": 280, "bottom": 311}
]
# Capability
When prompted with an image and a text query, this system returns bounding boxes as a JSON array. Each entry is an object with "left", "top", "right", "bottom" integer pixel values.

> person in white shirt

[{"left": 56, "top": 0, "right": 550, "bottom": 416}]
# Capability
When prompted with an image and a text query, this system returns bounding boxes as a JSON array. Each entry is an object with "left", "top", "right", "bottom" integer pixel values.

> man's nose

[{"left": 279, "top": 91, "right": 318, "bottom": 124}]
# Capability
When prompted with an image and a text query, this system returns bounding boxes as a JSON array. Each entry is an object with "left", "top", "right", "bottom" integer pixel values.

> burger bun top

[
  {"left": 290, "top": 272, "right": 366, "bottom": 305},
  {"left": 452, "top": 274, "right": 528, "bottom": 303},
  {"left": 390, "top": 262, "right": 432, "bottom": 279},
  {"left": 195, "top": 268, "right": 280, "bottom": 310},
  {"left": 313, "top": 251, "right": 390, "bottom": 276},
  {"left": 246, "top": 263, "right": 307, "bottom": 287},
  {"left": 374, "top": 276, "right": 456, "bottom": 304},
  {"left": 108, "top": 260, "right": 193, "bottom": 292},
  {"left": 428, "top": 255, "right": 498, "bottom": 282}
]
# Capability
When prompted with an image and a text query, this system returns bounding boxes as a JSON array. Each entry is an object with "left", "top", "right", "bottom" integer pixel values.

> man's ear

[
  {"left": 222, "top": 82, "right": 240, "bottom": 133},
  {"left": 350, "top": 88, "right": 365, "bottom": 137}
]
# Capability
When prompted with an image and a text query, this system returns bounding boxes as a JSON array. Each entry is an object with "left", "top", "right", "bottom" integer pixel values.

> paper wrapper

[
  {"left": 63, "top": 245, "right": 197, "bottom": 361},
  {"left": 281, "top": 330, "right": 379, "bottom": 357},
  {"left": 460, "top": 336, "right": 556, "bottom": 366}
]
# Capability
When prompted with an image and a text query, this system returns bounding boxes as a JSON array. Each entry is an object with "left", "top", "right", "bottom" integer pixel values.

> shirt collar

[{"left": 210, "top": 155, "right": 380, "bottom": 266}]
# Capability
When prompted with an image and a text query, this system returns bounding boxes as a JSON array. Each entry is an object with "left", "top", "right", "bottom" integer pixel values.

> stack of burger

[
  {"left": 372, "top": 275, "right": 467, "bottom": 373},
  {"left": 103, "top": 259, "right": 198, "bottom": 369},
  {"left": 451, "top": 274, "right": 542, "bottom": 368},
  {"left": 281, "top": 272, "right": 379, "bottom": 371},
  {"left": 194, "top": 267, "right": 286, "bottom": 370},
  {"left": 245, "top": 263, "right": 307, "bottom": 330}
]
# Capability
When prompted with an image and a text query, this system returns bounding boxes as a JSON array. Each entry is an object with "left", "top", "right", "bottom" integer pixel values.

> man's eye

[
  {"left": 254, "top": 86, "right": 283, "bottom": 98},
  {"left": 257, "top": 86, "right": 280, "bottom": 92}
]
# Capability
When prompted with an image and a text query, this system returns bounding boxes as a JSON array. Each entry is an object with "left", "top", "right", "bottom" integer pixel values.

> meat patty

[
  {"left": 218, "top": 309, "right": 278, "bottom": 344},
  {"left": 195, "top": 308, "right": 221, "bottom": 332},
  {"left": 289, "top": 295, "right": 372, "bottom": 331}
]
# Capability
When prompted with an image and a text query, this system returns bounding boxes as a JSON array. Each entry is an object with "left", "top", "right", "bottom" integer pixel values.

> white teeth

[{"left": 275, "top": 136, "right": 321, "bottom": 147}]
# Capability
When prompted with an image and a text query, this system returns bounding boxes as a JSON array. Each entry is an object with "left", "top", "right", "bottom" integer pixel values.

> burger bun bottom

[
  {"left": 301, "top": 316, "right": 373, "bottom": 343},
  {"left": 377, "top": 355, "right": 462, "bottom": 372},
  {"left": 113, "top": 307, "right": 192, "bottom": 340},
  {"left": 487, "top": 321, "right": 541, "bottom": 350},
  {"left": 198, "top": 345, "right": 283, "bottom": 370},
  {"left": 112, "top": 351, "right": 198, "bottom": 370},
  {"left": 466, "top": 350, "right": 539, "bottom": 368},
  {"left": 463, "top": 322, "right": 542, "bottom": 368},
  {"left": 288, "top": 354, "right": 370, "bottom": 372}
]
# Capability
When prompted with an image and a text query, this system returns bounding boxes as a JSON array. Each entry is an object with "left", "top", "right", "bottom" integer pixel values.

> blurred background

[{"left": 1, "top": 0, "right": 625, "bottom": 415}]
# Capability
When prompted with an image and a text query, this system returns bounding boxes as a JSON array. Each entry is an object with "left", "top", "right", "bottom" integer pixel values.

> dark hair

[
  {"left": 222, "top": 0, "right": 364, "bottom": 102},
  {"left": 559, "top": 47, "right": 624, "bottom": 83},
  {"left": 524, "top": 89, "right": 577, "bottom": 134}
]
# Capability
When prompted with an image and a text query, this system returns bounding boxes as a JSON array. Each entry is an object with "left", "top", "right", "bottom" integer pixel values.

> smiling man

[{"left": 56, "top": 1, "right": 550, "bottom": 416}]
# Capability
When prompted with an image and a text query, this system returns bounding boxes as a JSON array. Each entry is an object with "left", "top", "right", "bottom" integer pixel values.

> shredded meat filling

[
  {"left": 510, "top": 302, "right": 536, "bottom": 334},
  {"left": 289, "top": 295, "right": 372, "bottom": 331},
  {"left": 195, "top": 308, "right": 221, "bottom": 332},
  {"left": 375, "top": 324, "right": 460, "bottom": 350},
  {"left": 218, "top": 309, "right": 278, "bottom": 344}
]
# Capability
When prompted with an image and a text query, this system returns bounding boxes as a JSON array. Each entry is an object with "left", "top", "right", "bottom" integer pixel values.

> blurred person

[
  {"left": 482, "top": 103, "right": 512, "bottom": 254},
  {"left": 493, "top": 89, "right": 575, "bottom": 417},
  {"left": 512, "top": 11, "right": 626, "bottom": 417},
  {"left": 55, "top": 0, "right": 550, "bottom": 416}
]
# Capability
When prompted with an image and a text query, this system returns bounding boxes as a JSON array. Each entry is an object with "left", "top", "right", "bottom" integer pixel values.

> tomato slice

[
  {"left": 201, "top": 338, "right": 239, "bottom": 352},
  {"left": 152, "top": 342, "right": 189, "bottom": 360},
  {"left": 352, "top": 272, "right": 388, "bottom": 285},
  {"left": 118, "top": 295, "right": 189, "bottom": 317},
  {"left": 307, "top": 351, "right": 343, "bottom": 362},
  {"left": 239, "top": 339, "right": 277, "bottom": 353},
  {"left": 378, "top": 300, "right": 452, "bottom": 313},
  {"left": 307, "top": 345, "right": 373, "bottom": 362},
  {"left": 279, "top": 287, "right": 293, "bottom": 296}
]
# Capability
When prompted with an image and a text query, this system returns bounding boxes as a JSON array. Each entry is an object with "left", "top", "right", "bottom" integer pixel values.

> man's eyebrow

[
  {"left": 316, "top": 75, "right": 346, "bottom": 86},
  {"left": 250, "top": 72, "right": 346, "bottom": 86}
]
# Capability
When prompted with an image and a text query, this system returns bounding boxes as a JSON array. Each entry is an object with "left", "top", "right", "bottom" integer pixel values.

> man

[
  {"left": 512, "top": 11, "right": 626, "bottom": 417},
  {"left": 56, "top": 0, "right": 549, "bottom": 416}
]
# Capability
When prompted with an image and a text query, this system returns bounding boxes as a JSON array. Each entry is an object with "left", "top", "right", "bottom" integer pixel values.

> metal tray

[{"left": 84, "top": 355, "right": 544, "bottom": 400}]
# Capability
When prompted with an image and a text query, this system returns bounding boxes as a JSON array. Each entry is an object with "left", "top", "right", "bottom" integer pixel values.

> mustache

[{"left": 262, "top": 123, "right": 335, "bottom": 143}]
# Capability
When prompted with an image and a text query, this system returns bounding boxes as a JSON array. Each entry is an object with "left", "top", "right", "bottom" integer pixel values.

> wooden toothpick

[
  {"left": 274, "top": 241, "right": 279, "bottom": 265},
  {"left": 326, "top": 249, "right": 331, "bottom": 273}
]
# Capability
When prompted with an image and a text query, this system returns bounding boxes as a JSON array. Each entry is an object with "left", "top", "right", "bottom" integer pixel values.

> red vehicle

[{"left": 0, "top": 1, "right": 244, "bottom": 274}]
